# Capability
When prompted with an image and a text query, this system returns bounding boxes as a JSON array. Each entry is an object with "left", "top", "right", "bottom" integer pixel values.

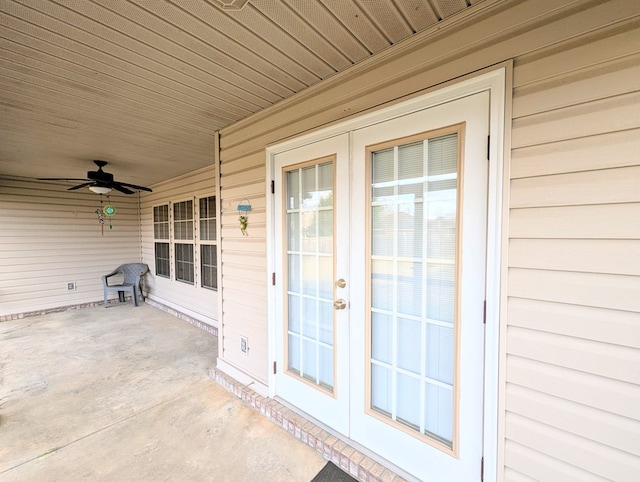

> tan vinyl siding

[
  {"left": 506, "top": 7, "right": 640, "bottom": 477},
  {"left": 217, "top": 167, "right": 267, "bottom": 376},
  {"left": 510, "top": 165, "right": 640, "bottom": 208},
  {"left": 509, "top": 239, "right": 640, "bottom": 276},
  {"left": 505, "top": 410, "right": 638, "bottom": 482},
  {"left": 216, "top": 0, "right": 640, "bottom": 478},
  {"left": 0, "top": 178, "right": 141, "bottom": 317},
  {"left": 139, "top": 166, "right": 218, "bottom": 325},
  {"left": 509, "top": 203, "right": 640, "bottom": 239}
]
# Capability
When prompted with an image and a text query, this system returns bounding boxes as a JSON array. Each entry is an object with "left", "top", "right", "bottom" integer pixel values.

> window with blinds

[
  {"left": 173, "top": 200, "right": 194, "bottom": 284},
  {"left": 153, "top": 205, "right": 170, "bottom": 278},
  {"left": 285, "top": 160, "right": 335, "bottom": 392},
  {"left": 199, "top": 196, "right": 217, "bottom": 290},
  {"left": 152, "top": 198, "right": 218, "bottom": 289},
  {"left": 368, "top": 130, "right": 460, "bottom": 448}
]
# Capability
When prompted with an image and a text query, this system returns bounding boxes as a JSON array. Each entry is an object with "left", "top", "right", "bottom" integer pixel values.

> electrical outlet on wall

[
  {"left": 240, "top": 336, "right": 248, "bottom": 355},
  {"left": 67, "top": 282, "right": 76, "bottom": 291}
]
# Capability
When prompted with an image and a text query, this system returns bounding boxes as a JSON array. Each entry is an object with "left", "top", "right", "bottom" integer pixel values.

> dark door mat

[{"left": 311, "top": 461, "right": 358, "bottom": 481}]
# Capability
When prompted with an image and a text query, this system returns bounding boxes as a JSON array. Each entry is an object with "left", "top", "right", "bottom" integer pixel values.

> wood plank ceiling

[{"left": 0, "top": 0, "right": 478, "bottom": 188}]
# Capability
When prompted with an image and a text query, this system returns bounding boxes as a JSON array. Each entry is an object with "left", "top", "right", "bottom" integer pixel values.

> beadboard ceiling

[{"left": 0, "top": 0, "right": 479, "bottom": 189}]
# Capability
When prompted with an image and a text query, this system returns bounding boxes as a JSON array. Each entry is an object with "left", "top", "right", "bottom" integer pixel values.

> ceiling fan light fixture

[{"left": 89, "top": 185, "right": 112, "bottom": 194}]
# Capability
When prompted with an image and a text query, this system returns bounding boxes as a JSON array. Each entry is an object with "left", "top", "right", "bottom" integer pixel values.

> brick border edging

[
  {"left": 144, "top": 299, "right": 218, "bottom": 337},
  {"left": 2, "top": 299, "right": 219, "bottom": 339},
  {"left": 0, "top": 299, "right": 125, "bottom": 322},
  {"left": 209, "top": 367, "right": 405, "bottom": 482}
]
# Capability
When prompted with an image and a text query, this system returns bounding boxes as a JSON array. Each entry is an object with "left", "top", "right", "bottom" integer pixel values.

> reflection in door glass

[
  {"left": 369, "top": 133, "right": 458, "bottom": 447},
  {"left": 286, "top": 161, "right": 335, "bottom": 391}
]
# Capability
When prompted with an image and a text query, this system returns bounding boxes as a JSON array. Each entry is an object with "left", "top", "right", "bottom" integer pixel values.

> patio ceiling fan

[{"left": 37, "top": 160, "right": 153, "bottom": 195}]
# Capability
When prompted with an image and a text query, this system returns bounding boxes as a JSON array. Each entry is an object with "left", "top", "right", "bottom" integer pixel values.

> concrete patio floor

[{"left": 0, "top": 304, "right": 326, "bottom": 481}]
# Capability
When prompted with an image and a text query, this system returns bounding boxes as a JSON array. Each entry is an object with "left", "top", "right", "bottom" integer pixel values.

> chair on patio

[{"left": 102, "top": 263, "right": 149, "bottom": 308}]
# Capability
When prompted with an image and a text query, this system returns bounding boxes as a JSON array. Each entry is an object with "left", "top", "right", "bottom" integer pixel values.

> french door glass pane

[
  {"left": 397, "top": 317, "right": 421, "bottom": 373},
  {"left": 369, "top": 133, "right": 458, "bottom": 447},
  {"left": 371, "top": 364, "right": 392, "bottom": 414},
  {"left": 286, "top": 161, "right": 335, "bottom": 392},
  {"left": 288, "top": 295, "right": 300, "bottom": 334},
  {"left": 397, "top": 372, "right": 420, "bottom": 429},
  {"left": 371, "top": 313, "right": 392, "bottom": 363},
  {"left": 425, "top": 383, "right": 454, "bottom": 442}
]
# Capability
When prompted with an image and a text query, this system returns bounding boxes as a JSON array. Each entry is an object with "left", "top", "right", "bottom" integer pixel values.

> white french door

[
  {"left": 350, "top": 91, "right": 490, "bottom": 481},
  {"left": 271, "top": 88, "right": 493, "bottom": 481},
  {"left": 273, "top": 133, "right": 351, "bottom": 435}
]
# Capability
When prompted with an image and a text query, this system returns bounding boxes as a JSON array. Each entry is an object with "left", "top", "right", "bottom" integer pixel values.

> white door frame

[{"left": 266, "top": 67, "right": 507, "bottom": 481}]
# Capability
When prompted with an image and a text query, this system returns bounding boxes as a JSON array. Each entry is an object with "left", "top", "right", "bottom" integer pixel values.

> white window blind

[
  {"left": 369, "top": 133, "right": 458, "bottom": 445},
  {"left": 286, "top": 161, "right": 335, "bottom": 391}
]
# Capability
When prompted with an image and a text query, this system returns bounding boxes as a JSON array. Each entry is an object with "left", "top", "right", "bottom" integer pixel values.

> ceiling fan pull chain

[
  {"left": 95, "top": 194, "right": 105, "bottom": 236},
  {"left": 107, "top": 195, "right": 112, "bottom": 230}
]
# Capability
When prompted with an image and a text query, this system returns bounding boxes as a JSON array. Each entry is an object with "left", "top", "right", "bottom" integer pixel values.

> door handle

[{"left": 333, "top": 299, "right": 347, "bottom": 310}]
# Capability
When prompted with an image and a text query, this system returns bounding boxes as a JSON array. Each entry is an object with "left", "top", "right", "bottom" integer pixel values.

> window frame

[
  {"left": 151, "top": 196, "right": 218, "bottom": 290},
  {"left": 173, "top": 199, "right": 195, "bottom": 285},
  {"left": 153, "top": 204, "right": 170, "bottom": 278},
  {"left": 198, "top": 195, "right": 218, "bottom": 291}
]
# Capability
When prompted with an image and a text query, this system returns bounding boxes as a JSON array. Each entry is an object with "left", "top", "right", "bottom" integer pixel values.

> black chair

[{"left": 102, "top": 263, "right": 149, "bottom": 307}]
